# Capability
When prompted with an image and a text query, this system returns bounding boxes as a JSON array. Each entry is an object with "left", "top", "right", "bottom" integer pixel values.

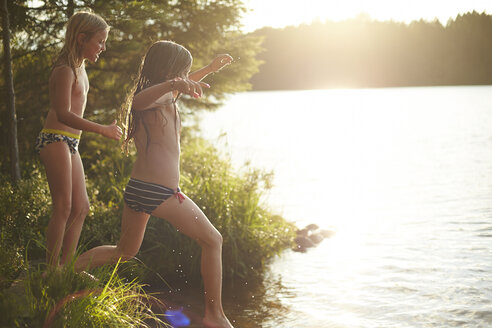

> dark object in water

[
  {"left": 306, "top": 223, "right": 319, "bottom": 231},
  {"left": 295, "top": 236, "right": 315, "bottom": 248},
  {"left": 296, "top": 228, "right": 309, "bottom": 237},
  {"left": 308, "top": 232, "right": 323, "bottom": 244},
  {"left": 293, "top": 223, "right": 335, "bottom": 252},
  {"left": 293, "top": 244, "right": 307, "bottom": 252}
]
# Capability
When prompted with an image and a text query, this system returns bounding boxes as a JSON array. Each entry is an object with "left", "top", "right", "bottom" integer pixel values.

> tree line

[{"left": 250, "top": 11, "right": 492, "bottom": 90}]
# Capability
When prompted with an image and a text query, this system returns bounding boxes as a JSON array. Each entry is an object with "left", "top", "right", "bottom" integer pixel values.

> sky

[{"left": 241, "top": 0, "right": 492, "bottom": 32}]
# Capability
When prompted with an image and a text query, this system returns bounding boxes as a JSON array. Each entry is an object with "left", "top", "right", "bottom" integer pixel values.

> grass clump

[
  {"left": 0, "top": 170, "right": 51, "bottom": 289},
  {"left": 0, "top": 260, "right": 167, "bottom": 328}
]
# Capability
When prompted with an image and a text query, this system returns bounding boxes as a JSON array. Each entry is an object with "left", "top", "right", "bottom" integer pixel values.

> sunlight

[
  {"left": 200, "top": 84, "right": 492, "bottom": 327},
  {"left": 242, "top": 0, "right": 492, "bottom": 31}
]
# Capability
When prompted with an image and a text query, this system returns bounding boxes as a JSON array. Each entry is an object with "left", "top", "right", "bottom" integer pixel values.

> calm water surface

[{"left": 198, "top": 86, "right": 492, "bottom": 327}]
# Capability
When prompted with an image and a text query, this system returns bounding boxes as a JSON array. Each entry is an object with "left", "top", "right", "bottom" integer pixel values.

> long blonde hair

[
  {"left": 53, "top": 11, "right": 109, "bottom": 82},
  {"left": 120, "top": 41, "right": 193, "bottom": 154}
]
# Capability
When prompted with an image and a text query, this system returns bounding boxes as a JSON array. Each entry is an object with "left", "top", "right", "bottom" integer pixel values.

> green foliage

[
  {"left": 0, "top": 261, "right": 166, "bottom": 328},
  {"left": 0, "top": 170, "right": 51, "bottom": 288},
  {"left": 251, "top": 11, "right": 492, "bottom": 90}
]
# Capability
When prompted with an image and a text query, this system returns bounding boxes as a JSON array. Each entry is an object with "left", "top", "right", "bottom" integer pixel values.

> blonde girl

[
  {"left": 75, "top": 40, "right": 234, "bottom": 328},
  {"left": 35, "top": 11, "right": 122, "bottom": 268}
]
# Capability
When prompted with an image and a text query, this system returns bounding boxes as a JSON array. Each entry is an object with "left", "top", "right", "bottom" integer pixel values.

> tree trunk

[
  {"left": 1, "top": 0, "right": 21, "bottom": 182},
  {"left": 66, "top": 0, "right": 74, "bottom": 18}
]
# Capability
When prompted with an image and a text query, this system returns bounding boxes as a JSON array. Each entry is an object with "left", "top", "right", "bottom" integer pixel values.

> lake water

[{"left": 198, "top": 86, "right": 492, "bottom": 327}]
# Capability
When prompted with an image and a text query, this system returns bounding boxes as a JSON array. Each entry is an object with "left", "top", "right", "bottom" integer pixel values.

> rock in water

[
  {"left": 308, "top": 232, "right": 324, "bottom": 244},
  {"left": 306, "top": 223, "right": 319, "bottom": 231},
  {"left": 293, "top": 244, "right": 307, "bottom": 252},
  {"left": 296, "top": 228, "right": 309, "bottom": 237},
  {"left": 295, "top": 236, "right": 315, "bottom": 248}
]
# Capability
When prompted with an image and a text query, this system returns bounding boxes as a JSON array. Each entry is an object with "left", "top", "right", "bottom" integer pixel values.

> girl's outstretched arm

[
  {"left": 51, "top": 66, "right": 121, "bottom": 140},
  {"left": 189, "top": 54, "right": 233, "bottom": 82}
]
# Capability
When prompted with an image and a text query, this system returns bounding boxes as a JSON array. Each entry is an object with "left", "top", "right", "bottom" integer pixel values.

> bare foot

[{"left": 203, "top": 316, "right": 234, "bottom": 328}]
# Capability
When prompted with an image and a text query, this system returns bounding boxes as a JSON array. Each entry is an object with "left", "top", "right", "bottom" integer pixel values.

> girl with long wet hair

[{"left": 75, "top": 40, "right": 234, "bottom": 328}]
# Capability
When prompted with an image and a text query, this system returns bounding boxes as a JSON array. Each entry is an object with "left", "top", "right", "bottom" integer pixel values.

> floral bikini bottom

[{"left": 35, "top": 129, "right": 80, "bottom": 155}]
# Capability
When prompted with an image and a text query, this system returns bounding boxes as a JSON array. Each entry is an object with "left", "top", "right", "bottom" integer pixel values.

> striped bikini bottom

[{"left": 123, "top": 178, "right": 185, "bottom": 214}]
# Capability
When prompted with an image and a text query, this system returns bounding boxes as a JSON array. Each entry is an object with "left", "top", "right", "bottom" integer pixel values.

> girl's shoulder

[
  {"left": 50, "top": 64, "right": 76, "bottom": 83},
  {"left": 51, "top": 63, "right": 73, "bottom": 74}
]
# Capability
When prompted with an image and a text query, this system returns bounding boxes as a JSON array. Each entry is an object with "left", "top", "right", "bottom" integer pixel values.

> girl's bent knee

[
  {"left": 52, "top": 201, "right": 72, "bottom": 219},
  {"left": 116, "top": 245, "right": 139, "bottom": 262},
  {"left": 82, "top": 201, "right": 90, "bottom": 216},
  {"left": 202, "top": 230, "right": 223, "bottom": 249},
  {"left": 119, "top": 253, "right": 135, "bottom": 262},
  {"left": 216, "top": 231, "right": 223, "bottom": 246}
]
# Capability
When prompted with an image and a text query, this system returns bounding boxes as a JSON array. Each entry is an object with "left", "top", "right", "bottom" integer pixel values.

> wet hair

[
  {"left": 53, "top": 11, "right": 109, "bottom": 83},
  {"left": 120, "top": 40, "right": 193, "bottom": 154}
]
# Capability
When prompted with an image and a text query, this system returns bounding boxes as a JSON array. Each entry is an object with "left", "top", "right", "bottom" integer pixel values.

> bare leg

[
  {"left": 152, "top": 193, "right": 233, "bottom": 328},
  {"left": 75, "top": 192, "right": 233, "bottom": 327},
  {"left": 40, "top": 142, "right": 73, "bottom": 267},
  {"left": 74, "top": 206, "right": 150, "bottom": 272},
  {"left": 60, "top": 152, "right": 90, "bottom": 265}
]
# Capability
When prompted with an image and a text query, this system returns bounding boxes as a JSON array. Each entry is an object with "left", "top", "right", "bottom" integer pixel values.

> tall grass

[
  {"left": 0, "top": 260, "right": 167, "bottom": 328},
  {"left": 0, "top": 170, "right": 51, "bottom": 289}
]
